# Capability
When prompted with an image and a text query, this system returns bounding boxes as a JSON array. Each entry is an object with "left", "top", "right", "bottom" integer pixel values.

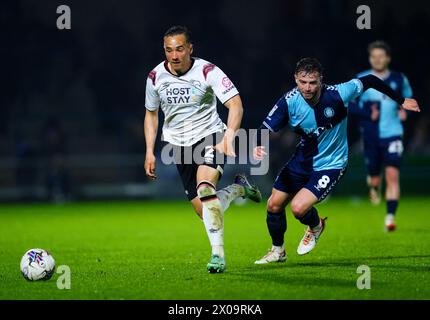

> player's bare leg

[
  {"left": 190, "top": 197, "right": 203, "bottom": 219},
  {"left": 367, "top": 175, "right": 382, "bottom": 205},
  {"left": 384, "top": 166, "right": 400, "bottom": 231},
  {"left": 255, "top": 189, "right": 292, "bottom": 264},
  {"left": 191, "top": 174, "right": 261, "bottom": 219},
  {"left": 196, "top": 165, "right": 227, "bottom": 273},
  {"left": 291, "top": 188, "right": 326, "bottom": 255}
]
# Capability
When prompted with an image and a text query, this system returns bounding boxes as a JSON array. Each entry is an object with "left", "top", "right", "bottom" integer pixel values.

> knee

[
  {"left": 291, "top": 199, "right": 308, "bottom": 218},
  {"left": 385, "top": 168, "right": 399, "bottom": 185},
  {"left": 267, "top": 197, "right": 284, "bottom": 213},
  {"left": 196, "top": 181, "right": 216, "bottom": 200}
]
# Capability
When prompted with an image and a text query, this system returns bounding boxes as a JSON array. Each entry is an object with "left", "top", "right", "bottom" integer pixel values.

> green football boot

[
  {"left": 234, "top": 173, "right": 262, "bottom": 203},
  {"left": 207, "top": 255, "right": 226, "bottom": 273}
]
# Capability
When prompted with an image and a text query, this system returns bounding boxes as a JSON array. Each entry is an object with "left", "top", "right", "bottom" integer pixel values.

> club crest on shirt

[
  {"left": 190, "top": 80, "right": 202, "bottom": 88},
  {"left": 324, "top": 107, "right": 335, "bottom": 118},
  {"left": 159, "top": 82, "right": 171, "bottom": 92}
]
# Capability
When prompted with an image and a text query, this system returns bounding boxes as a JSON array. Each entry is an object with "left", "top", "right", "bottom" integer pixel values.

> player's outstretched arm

[
  {"left": 214, "top": 94, "right": 243, "bottom": 157},
  {"left": 252, "top": 95, "right": 290, "bottom": 161},
  {"left": 144, "top": 109, "right": 159, "bottom": 180},
  {"left": 358, "top": 74, "right": 421, "bottom": 112}
]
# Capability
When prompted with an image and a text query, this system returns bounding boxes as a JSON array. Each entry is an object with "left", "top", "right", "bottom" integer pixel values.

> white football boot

[
  {"left": 367, "top": 176, "right": 381, "bottom": 205},
  {"left": 254, "top": 247, "right": 287, "bottom": 264},
  {"left": 369, "top": 187, "right": 381, "bottom": 205},
  {"left": 297, "top": 218, "right": 326, "bottom": 255},
  {"left": 385, "top": 214, "right": 396, "bottom": 232}
]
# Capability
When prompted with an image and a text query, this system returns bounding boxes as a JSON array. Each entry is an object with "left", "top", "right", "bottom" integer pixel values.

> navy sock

[
  {"left": 266, "top": 210, "right": 286, "bottom": 247},
  {"left": 297, "top": 207, "right": 320, "bottom": 229},
  {"left": 387, "top": 200, "right": 398, "bottom": 215}
]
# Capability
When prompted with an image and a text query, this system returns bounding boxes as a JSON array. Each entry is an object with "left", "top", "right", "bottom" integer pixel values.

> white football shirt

[{"left": 145, "top": 57, "right": 239, "bottom": 146}]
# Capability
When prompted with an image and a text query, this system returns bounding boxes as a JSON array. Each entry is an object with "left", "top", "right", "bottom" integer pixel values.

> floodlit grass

[{"left": 0, "top": 197, "right": 429, "bottom": 299}]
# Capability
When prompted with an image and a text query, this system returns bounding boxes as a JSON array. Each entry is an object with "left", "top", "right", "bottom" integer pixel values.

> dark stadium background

[{"left": 1, "top": 0, "right": 429, "bottom": 202}]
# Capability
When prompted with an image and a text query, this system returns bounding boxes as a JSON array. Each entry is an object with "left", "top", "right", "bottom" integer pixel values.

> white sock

[
  {"left": 212, "top": 245, "right": 224, "bottom": 258},
  {"left": 202, "top": 197, "right": 225, "bottom": 258},
  {"left": 216, "top": 184, "right": 244, "bottom": 212},
  {"left": 272, "top": 244, "right": 284, "bottom": 252}
]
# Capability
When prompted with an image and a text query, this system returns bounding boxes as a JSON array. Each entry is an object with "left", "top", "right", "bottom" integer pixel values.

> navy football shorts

[
  {"left": 273, "top": 164, "right": 346, "bottom": 202},
  {"left": 363, "top": 135, "right": 403, "bottom": 176}
]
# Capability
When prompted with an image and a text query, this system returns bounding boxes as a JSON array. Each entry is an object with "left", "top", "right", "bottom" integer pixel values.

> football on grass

[{"left": 20, "top": 249, "right": 55, "bottom": 281}]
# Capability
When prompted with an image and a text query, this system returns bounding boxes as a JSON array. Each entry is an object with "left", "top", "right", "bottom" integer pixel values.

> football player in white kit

[{"left": 144, "top": 26, "right": 261, "bottom": 273}]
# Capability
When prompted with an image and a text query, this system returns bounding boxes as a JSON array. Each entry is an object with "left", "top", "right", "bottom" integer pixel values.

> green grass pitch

[{"left": 0, "top": 197, "right": 429, "bottom": 300}]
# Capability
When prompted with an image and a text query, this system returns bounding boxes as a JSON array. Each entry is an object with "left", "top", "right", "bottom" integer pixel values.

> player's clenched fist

[
  {"left": 370, "top": 103, "right": 380, "bottom": 122},
  {"left": 253, "top": 146, "right": 267, "bottom": 161},
  {"left": 145, "top": 153, "right": 157, "bottom": 180},
  {"left": 401, "top": 98, "right": 420, "bottom": 112},
  {"left": 214, "top": 130, "right": 237, "bottom": 157}
]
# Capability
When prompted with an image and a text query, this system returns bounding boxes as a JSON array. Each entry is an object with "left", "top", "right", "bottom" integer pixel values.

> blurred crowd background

[{"left": 1, "top": 0, "right": 429, "bottom": 202}]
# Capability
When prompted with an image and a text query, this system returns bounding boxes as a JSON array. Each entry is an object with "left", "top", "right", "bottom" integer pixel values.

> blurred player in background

[
  {"left": 349, "top": 41, "right": 413, "bottom": 231},
  {"left": 253, "top": 58, "right": 420, "bottom": 264},
  {"left": 144, "top": 26, "right": 261, "bottom": 273}
]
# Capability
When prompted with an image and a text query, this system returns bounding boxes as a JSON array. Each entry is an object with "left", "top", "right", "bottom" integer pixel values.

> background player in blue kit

[
  {"left": 349, "top": 41, "right": 413, "bottom": 231},
  {"left": 253, "top": 58, "right": 420, "bottom": 264}
]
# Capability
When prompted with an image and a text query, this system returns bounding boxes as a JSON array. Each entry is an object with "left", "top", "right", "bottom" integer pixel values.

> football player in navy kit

[
  {"left": 253, "top": 58, "right": 420, "bottom": 264},
  {"left": 349, "top": 41, "right": 413, "bottom": 231}
]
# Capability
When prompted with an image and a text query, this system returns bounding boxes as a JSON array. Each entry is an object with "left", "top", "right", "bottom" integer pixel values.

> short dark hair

[
  {"left": 368, "top": 40, "right": 391, "bottom": 56},
  {"left": 295, "top": 57, "right": 323, "bottom": 76},
  {"left": 164, "top": 25, "right": 192, "bottom": 44}
]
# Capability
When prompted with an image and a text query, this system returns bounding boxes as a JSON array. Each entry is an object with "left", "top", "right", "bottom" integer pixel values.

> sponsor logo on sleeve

[
  {"left": 222, "top": 77, "right": 232, "bottom": 88},
  {"left": 221, "top": 77, "right": 235, "bottom": 95}
]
